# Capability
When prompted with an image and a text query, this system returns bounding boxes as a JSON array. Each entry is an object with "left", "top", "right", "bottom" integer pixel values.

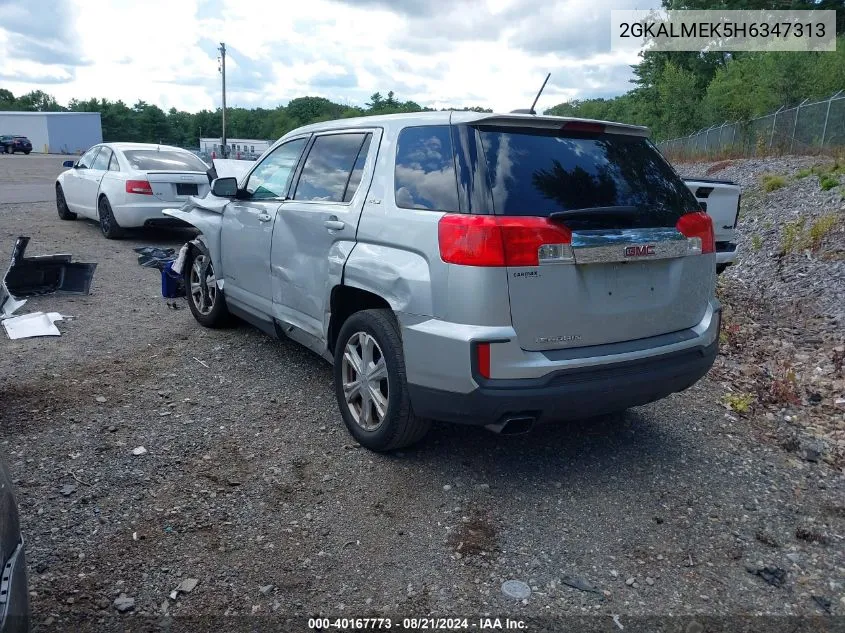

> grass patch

[
  {"left": 806, "top": 214, "right": 838, "bottom": 250},
  {"left": 751, "top": 235, "right": 762, "bottom": 251},
  {"left": 795, "top": 167, "right": 812, "bottom": 179},
  {"left": 761, "top": 174, "right": 787, "bottom": 192},
  {"left": 723, "top": 392, "right": 755, "bottom": 414},
  {"left": 780, "top": 217, "right": 806, "bottom": 253},
  {"left": 819, "top": 174, "right": 840, "bottom": 191}
]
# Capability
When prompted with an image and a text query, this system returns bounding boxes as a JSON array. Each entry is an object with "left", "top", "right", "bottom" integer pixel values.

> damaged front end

[
  {"left": 162, "top": 195, "right": 224, "bottom": 275},
  {"left": 1, "top": 236, "right": 97, "bottom": 318}
]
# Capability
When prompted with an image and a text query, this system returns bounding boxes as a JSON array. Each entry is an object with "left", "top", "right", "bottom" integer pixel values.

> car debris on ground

[
  {"left": 1, "top": 236, "right": 95, "bottom": 337},
  {"left": 2, "top": 311, "right": 67, "bottom": 339},
  {"left": 134, "top": 244, "right": 189, "bottom": 298}
]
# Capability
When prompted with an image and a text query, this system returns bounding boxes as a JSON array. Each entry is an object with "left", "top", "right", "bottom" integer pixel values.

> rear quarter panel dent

[{"left": 343, "top": 243, "right": 433, "bottom": 316}]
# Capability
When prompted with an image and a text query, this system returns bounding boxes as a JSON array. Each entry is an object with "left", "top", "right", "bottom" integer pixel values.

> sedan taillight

[{"left": 125, "top": 180, "right": 153, "bottom": 195}]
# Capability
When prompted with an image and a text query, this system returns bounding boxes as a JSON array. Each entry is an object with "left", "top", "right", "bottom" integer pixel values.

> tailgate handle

[
  {"left": 324, "top": 217, "right": 345, "bottom": 231},
  {"left": 257, "top": 213, "right": 272, "bottom": 223}
]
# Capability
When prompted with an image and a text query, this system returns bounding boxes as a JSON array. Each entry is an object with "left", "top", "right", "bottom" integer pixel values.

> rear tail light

[
  {"left": 125, "top": 180, "right": 153, "bottom": 195},
  {"left": 475, "top": 342, "right": 491, "bottom": 379},
  {"left": 676, "top": 211, "right": 715, "bottom": 254},
  {"left": 438, "top": 214, "right": 572, "bottom": 267}
]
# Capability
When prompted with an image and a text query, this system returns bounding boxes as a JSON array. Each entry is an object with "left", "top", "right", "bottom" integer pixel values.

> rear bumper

[
  {"left": 401, "top": 300, "right": 720, "bottom": 425},
  {"left": 408, "top": 339, "right": 718, "bottom": 425},
  {"left": 0, "top": 539, "right": 29, "bottom": 633},
  {"left": 715, "top": 241, "right": 738, "bottom": 266},
  {"left": 112, "top": 201, "right": 191, "bottom": 228}
]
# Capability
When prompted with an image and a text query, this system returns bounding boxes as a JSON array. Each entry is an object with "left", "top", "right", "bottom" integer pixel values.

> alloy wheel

[
  {"left": 190, "top": 254, "right": 217, "bottom": 315},
  {"left": 341, "top": 331, "right": 389, "bottom": 430}
]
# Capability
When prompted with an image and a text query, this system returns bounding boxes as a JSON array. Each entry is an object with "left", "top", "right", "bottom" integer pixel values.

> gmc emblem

[{"left": 624, "top": 245, "right": 655, "bottom": 257}]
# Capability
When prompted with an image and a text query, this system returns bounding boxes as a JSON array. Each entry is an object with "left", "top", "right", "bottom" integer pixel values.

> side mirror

[
  {"left": 62, "top": 160, "right": 75, "bottom": 168},
  {"left": 211, "top": 177, "right": 238, "bottom": 197}
]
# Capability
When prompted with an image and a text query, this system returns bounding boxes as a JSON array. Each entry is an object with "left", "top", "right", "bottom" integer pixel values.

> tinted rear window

[
  {"left": 123, "top": 150, "right": 208, "bottom": 172},
  {"left": 477, "top": 127, "right": 697, "bottom": 226},
  {"left": 394, "top": 126, "right": 459, "bottom": 212}
]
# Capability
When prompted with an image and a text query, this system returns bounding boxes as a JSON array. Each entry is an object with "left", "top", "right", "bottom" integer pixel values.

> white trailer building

[
  {"left": 200, "top": 137, "right": 271, "bottom": 158},
  {"left": 0, "top": 112, "right": 102, "bottom": 154}
]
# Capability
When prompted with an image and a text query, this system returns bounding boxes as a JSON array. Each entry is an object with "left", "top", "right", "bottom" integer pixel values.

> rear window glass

[
  {"left": 477, "top": 127, "right": 697, "bottom": 225},
  {"left": 123, "top": 150, "right": 208, "bottom": 172},
  {"left": 394, "top": 126, "right": 459, "bottom": 212}
]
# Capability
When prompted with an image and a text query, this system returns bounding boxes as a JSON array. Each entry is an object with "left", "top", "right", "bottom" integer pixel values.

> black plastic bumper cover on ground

[{"left": 408, "top": 339, "right": 718, "bottom": 426}]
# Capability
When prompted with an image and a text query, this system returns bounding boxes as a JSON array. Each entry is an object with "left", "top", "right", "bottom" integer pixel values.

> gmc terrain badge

[{"left": 624, "top": 244, "right": 656, "bottom": 257}]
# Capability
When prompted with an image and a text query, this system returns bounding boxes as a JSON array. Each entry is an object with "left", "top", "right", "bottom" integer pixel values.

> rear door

[
  {"left": 121, "top": 149, "right": 210, "bottom": 200},
  {"left": 272, "top": 129, "right": 379, "bottom": 339},
  {"left": 473, "top": 124, "right": 713, "bottom": 351}
]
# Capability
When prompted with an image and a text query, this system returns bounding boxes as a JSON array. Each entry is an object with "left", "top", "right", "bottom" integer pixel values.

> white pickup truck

[{"left": 684, "top": 178, "right": 741, "bottom": 273}]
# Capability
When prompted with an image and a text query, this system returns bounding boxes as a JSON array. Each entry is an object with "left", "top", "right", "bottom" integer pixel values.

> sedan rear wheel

[{"left": 98, "top": 197, "right": 124, "bottom": 239}]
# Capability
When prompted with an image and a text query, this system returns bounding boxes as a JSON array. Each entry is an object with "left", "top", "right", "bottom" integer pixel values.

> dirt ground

[{"left": 0, "top": 153, "right": 843, "bottom": 631}]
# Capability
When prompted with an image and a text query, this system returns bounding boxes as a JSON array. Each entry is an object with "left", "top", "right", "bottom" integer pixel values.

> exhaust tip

[{"left": 485, "top": 416, "right": 536, "bottom": 436}]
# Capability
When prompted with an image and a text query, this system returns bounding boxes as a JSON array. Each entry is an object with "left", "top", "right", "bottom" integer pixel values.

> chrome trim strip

[{"left": 570, "top": 228, "right": 692, "bottom": 264}]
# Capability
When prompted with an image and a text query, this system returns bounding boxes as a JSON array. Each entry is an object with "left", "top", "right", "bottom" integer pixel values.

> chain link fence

[{"left": 658, "top": 91, "right": 845, "bottom": 159}]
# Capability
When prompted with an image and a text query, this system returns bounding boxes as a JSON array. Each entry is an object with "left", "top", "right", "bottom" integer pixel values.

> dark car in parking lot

[
  {"left": 0, "top": 458, "right": 28, "bottom": 633},
  {"left": 0, "top": 136, "right": 32, "bottom": 155}
]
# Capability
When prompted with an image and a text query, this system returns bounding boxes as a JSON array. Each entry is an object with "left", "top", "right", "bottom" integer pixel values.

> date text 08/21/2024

[{"left": 307, "top": 617, "right": 527, "bottom": 630}]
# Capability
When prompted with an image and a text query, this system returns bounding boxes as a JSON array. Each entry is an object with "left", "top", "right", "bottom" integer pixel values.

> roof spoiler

[{"left": 473, "top": 115, "right": 650, "bottom": 137}]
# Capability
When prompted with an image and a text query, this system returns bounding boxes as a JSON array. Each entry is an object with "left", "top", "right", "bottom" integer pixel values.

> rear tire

[
  {"left": 98, "top": 196, "right": 124, "bottom": 239},
  {"left": 23, "top": 150, "right": 30, "bottom": 155},
  {"left": 333, "top": 309, "right": 431, "bottom": 452},
  {"left": 56, "top": 184, "right": 76, "bottom": 220},
  {"left": 4, "top": 146, "right": 11, "bottom": 154},
  {"left": 186, "top": 245, "right": 230, "bottom": 328}
]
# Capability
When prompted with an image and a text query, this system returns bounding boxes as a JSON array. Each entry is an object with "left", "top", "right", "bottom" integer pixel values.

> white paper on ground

[{"left": 3, "top": 312, "right": 65, "bottom": 339}]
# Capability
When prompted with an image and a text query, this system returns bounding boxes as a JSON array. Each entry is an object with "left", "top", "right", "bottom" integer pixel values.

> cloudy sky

[{"left": 0, "top": 0, "right": 659, "bottom": 113}]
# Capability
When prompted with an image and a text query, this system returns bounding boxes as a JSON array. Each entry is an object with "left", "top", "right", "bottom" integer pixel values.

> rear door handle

[
  {"left": 257, "top": 213, "right": 272, "bottom": 222},
  {"left": 324, "top": 218, "right": 345, "bottom": 231}
]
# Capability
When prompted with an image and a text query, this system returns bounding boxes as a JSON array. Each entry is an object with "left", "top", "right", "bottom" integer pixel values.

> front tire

[
  {"left": 98, "top": 196, "right": 124, "bottom": 239},
  {"left": 186, "top": 246, "right": 230, "bottom": 328},
  {"left": 56, "top": 184, "right": 76, "bottom": 220},
  {"left": 333, "top": 309, "right": 431, "bottom": 452}
]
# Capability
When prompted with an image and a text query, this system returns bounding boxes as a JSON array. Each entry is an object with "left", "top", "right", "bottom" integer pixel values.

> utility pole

[{"left": 218, "top": 42, "right": 227, "bottom": 158}]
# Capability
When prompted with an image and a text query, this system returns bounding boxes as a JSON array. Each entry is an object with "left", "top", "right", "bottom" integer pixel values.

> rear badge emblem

[{"left": 624, "top": 245, "right": 655, "bottom": 257}]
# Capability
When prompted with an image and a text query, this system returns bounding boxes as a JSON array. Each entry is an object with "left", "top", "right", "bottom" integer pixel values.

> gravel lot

[{"left": 1, "top": 154, "right": 843, "bottom": 631}]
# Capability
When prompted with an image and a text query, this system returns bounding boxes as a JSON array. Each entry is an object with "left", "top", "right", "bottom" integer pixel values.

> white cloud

[{"left": 0, "top": 0, "right": 660, "bottom": 113}]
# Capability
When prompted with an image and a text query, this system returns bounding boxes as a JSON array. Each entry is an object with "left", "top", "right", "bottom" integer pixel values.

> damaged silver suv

[{"left": 166, "top": 112, "right": 720, "bottom": 451}]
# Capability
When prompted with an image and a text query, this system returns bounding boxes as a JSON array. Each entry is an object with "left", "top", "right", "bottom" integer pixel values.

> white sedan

[{"left": 55, "top": 143, "right": 211, "bottom": 239}]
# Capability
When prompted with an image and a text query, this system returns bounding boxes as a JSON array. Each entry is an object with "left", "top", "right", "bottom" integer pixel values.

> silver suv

[{"left": 166, "top": 112, "right": 720, "bottom": 451}]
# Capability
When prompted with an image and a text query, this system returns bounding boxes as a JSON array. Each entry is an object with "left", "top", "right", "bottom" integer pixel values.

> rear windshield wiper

[{"left": 548, "top": 206, "right": 640, "bottom": 220}]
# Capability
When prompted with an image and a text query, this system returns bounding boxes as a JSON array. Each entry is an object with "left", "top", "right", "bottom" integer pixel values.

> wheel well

[{"left": 328, "top": 285, "right": 391, "bottom": 353}]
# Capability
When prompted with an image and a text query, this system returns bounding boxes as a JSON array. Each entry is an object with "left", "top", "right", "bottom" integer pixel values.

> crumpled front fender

[{"left": 163, "top": 199, "right": 224, "bottom": 275}]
